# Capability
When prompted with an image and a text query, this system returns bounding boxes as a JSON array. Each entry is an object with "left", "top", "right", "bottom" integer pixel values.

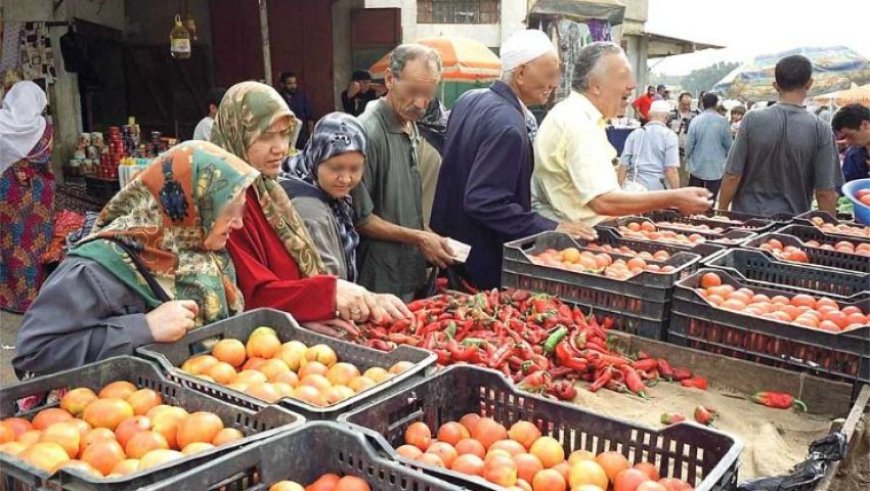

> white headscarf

[
  {"left": 501, "top": 30, "right": 558, "bottom": 72},
  {"left": 0, "top": 81, "right": 48, "bottom": 173}
]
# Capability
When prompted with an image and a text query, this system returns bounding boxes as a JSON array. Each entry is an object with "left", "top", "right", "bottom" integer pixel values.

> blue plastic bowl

[{"left": 842, "top": 178, "right": 870, "bottom": 225}]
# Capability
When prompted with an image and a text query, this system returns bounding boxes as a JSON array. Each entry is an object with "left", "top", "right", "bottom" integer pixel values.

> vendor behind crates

[
  {"left": 13, "top": 142, "right": 259, "bottom": 376},
  {"left": 192, "top": 87, "right": 226, "bottom": 141}
]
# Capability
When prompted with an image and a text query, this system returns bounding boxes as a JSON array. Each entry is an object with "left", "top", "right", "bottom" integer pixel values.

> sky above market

[{"left": 647, "top": 0, "right": 870, "bottom": 75}]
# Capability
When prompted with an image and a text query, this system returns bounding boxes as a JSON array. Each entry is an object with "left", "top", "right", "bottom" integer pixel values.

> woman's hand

[
  {"left": 302, "top": 319, "right": 361, "bottom": 339},
  {"left": 364, "top": 294, "right": 412, "bottom": 323},
  {"left": 335, "top": 279, "right": 370, "bottom": 322},
  {"left": 146, "top": 300, "right": 199, "bottom": 342}
]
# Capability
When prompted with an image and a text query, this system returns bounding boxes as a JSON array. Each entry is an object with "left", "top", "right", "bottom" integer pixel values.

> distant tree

[{"left": 652, "top": 61, "right": 740, "bottom": 96}]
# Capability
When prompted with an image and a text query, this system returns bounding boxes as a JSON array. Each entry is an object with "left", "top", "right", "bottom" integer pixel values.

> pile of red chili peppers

[{"left": 353, "top": 289, "right": 700, "bottom": 401}]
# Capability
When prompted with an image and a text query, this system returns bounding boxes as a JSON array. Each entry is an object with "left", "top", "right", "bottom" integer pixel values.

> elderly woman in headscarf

[
  {"left": 14, "top": 141, "right": 258, "bottom": 376},
  {"left": 0, "top": 81, "right": 56, "bottom": 313},
  {"left": 281, "top": 112, "right": 365, "bottom": 281},
  {"left": 210, "top": 82, "right": 410, "bottom": 325}
]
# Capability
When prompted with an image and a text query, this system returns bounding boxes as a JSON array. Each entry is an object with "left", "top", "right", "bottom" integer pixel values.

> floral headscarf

[
  {"left": 210, "top": 81, "right": 325, "bottom": 276},
  {"left": 282, "top": 112, "right": 366, "bottom": 281},
  {"left": 70, "top": 141, "right": 259, "bottom": 325}
]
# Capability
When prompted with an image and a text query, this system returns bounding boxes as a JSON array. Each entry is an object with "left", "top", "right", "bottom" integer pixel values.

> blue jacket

[
  {"left": 685, "top": 110, "right": 732, "bottom": 180},
  {"left": 430, "top": 81, "right": 557, "bottom": 289},
  {"left": 843, "top": 145, "right": 869, "bottom": 182}
]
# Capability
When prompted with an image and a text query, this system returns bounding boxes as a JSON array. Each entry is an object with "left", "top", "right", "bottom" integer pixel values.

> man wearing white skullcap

[
  {"left": 431, "top": 30, "right": 596, "bottom": 290},
  {"left": 532, "top": 42, "right": 713, "bottom": 225},
  {"left": 617, "top": 100, "right": 681, "bottom": 192}
]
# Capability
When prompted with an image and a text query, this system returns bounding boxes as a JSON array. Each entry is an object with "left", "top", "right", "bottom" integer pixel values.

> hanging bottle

[{"left": 169, "top": 14, "right": 191, "bottom": 60}]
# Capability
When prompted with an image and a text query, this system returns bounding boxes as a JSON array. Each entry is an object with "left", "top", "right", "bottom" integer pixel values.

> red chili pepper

[
  {"left": 680, "top": 376, "right": 708, "bottom": 390},
  {"left": 555, "top": 342, "right": 589, "bottom": 372},
  {"left": 588, "top": 368, "right": 612, "bottom": 392},
  {"left": 636, "top": 351, "right": 651, "bottom": 360},
  {"left": 454, "top": 320, "right": 475, "bottom": 342},
  {"left": 548, "top": 366, "right": 575, "bottom": 378},
  {"left": 693, "top": 405, "right": 717, "bottom": 426},
  {"left": 656, "top": 359, "right": 674, "bottom": 381},
  {"left": 518, "top": 370, "right": 551, "bottom": 392},
  {"left": 633, "top": 358, "right": 659, "bottom": 372},
  {"left": 389, "top": 319, "right": 411, "bottom": 333},
  {"left": 621, "top": 366, "right": 647, "bottom": 398},
  {"left": 750, "top": 391, "right": 808, "bottom": 411},
  {"left": 672, "top": 367, "right": 693, "bottom": 381},
  {"left": 660, "top": 412, "right": 686, "bottom": 424},
  {"left": 550, "top": 380, "right": 577, "bottom": 401},
  {"left": 408, "top": 299, "right": 428, "bottom": 312},
  {"left": 447, "top": 339, "right": 478, "bottom": 361},
  {"left": 433, "top": 349, "right": 451, "bottom": 365},
  {"left": 605, "top": 379, "right": 627, "bottom": 393},
  {"left": 488, "top": 344, "right": 515, "bottom": 369}
]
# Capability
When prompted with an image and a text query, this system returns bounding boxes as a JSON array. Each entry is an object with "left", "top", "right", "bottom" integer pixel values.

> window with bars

[{"left": 417, "top": 0, "right": 501, "bottom": 24}]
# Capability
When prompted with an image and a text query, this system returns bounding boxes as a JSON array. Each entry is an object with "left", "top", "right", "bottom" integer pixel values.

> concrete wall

[
  {"left": 365, "top": 0, "right": 530, "bottom": 48},
  {"left": 1, "top": 0, "right": 126, "bottom": 181}
]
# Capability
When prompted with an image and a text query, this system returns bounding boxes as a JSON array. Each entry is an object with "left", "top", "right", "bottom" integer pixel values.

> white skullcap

[
  {"left": 501, "top": 29, "right": 557, "bottom": 72},
  {"left": 650, "top": 100, "right": 672, "bottom": 114}
]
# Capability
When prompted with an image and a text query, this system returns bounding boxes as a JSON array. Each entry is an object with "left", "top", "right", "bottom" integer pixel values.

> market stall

[{"left": 1, "top": 211, "right": 868, "bottom": 491}]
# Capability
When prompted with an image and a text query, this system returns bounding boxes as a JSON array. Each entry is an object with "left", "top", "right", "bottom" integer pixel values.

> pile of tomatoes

[
  {"left": 851, "top": 188, "right": 870, "bottom": 207},
  {"left": 809, "top": 216, "right": 870, "bottom": 238},
  {"left": 616, "top": 222, "right": 709, "bottom": 245},
  {"left": 695, "top": 272, "right": 868, "bottom": 332},
  {"left": 759, "top": 237, "right": 870, "bottom": 263},
  {"left": 179, "top": 327, "right": 414, "bottom": 407},
  {"left": 530, "top": 245, "right": 677, "bottom": 280},
  {"left": 269, "top": 474, "right": 370, "bottom": 491},
  {"left": 0, "top": 381, "right": 242, "bottom": 478},
  {"left": 397, "top": 415, "right": 694, "bottom": 491}
]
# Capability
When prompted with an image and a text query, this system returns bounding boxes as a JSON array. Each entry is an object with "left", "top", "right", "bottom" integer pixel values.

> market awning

[
  {"left": 814, "top": 84, "right": 870, "bottom": 107},
  {"left": 713, "top": 46, "right": 870, "bottom": 102},
  {"left": 646, "top": 30, "right": 724, "bottom": 58},
  {"left": 528, "top": 0, "right": 626, "bottom": 26}
]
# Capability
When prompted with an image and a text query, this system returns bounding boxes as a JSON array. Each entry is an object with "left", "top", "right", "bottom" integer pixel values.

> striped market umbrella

[
  {"left": 712, "top": 46, "right": 870, "bottom": 102},
  {"left": 369, "top": 36, "right": 502, "bottom": 82},
  {"left": 814, "top": 84, "right": 870, "bottom": 107}
]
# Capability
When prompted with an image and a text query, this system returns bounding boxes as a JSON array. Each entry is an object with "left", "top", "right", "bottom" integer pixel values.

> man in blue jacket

[{"left": 430, "top": 30, "right": 595, "bottom": 290}]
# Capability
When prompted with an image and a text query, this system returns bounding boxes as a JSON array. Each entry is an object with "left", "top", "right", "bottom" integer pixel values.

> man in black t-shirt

[{"left": 341, "top": 70, "right": 380, "bottom": 117}]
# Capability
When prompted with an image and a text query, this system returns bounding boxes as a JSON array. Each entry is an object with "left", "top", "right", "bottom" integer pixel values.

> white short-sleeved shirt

[
  {"left": 532, "top": 92, "right": 619, "bottom": 225},
  {"left": 193, "top": 116, "right": 214, "bottom": 141}
]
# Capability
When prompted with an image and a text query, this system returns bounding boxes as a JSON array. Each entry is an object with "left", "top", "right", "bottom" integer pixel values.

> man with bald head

[
  {"left": 532, "top": 42, "right": 712, "bottom": 225},
  {"left": 430, "top": 29, "right": 595, "bottom": 290}
]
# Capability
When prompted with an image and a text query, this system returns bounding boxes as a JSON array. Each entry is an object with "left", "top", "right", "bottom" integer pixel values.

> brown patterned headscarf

[{"left": 210, "top": 81, "right": 325, "bottom": 276}]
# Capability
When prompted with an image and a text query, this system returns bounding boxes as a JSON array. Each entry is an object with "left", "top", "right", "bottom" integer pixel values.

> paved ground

[{"left": 1, "top": 311, "right": 23, "bottom": 386}]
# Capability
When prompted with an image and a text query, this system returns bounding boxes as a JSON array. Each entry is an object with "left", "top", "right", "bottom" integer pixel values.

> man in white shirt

[
  {"left": 531, "top": 43, "right": 712, "bottom": 225},
  {"left": 192, "top": 88, "right": 225, "bottom": 141}
]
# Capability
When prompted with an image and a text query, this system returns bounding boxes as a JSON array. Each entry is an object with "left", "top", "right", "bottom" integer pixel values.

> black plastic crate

[
  {"left": 137, "top": 308, "right": 436, "bottom": 420},
  {"left": 742, "top": 231, "right": 870, "bottom": 273},
  {"left": 0, "top": 356, "right": 303, "bottom": 491},
  {"left": 670, "top": 269, "right": 870, "bottom": 384},
  {"left": 793, "top": 211, "right": 869, "bottom": 240},
  {"left": 641, "top": 209, "right": 780, "bottom": 233},
  {"left": 774, "top": 224, "right": 870, "bottom": 247},
  {"left": 140, "top": 421, "right": 463, "bottom": 491},
  {"left": 339, "top": 365, "right": 743, "bottom": 491},
  {"left": 702, "top": 249, "right": 870, "bottom": 302},
  {"left": 501, "top": 229, "right": 712, "bottom": 339},
  {"left": 600, "top": 216, "right": 758, "bottom": 247}
]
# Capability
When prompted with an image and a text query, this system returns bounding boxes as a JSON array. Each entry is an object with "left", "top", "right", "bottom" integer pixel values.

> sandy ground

[{"left": 566, "top": 379, "right": 834, "bottom": 480}]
